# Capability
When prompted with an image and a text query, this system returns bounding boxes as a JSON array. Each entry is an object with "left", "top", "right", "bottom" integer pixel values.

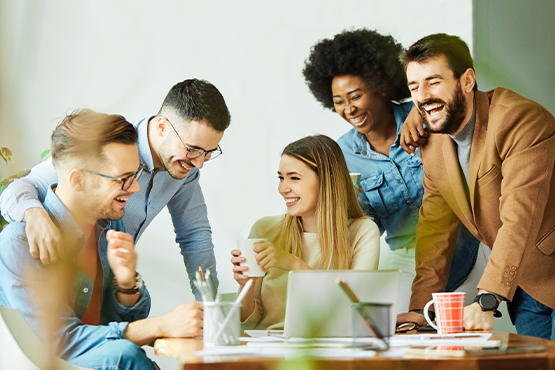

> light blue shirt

[
  {"left": 337, "top": 102, "right": 480, "bottom": 290},
  {"left": 0, "top": 186, "right": 151, "bottom": 361},
  {"left": 0, "top": 117, "right": 217, "bottom": 300}
]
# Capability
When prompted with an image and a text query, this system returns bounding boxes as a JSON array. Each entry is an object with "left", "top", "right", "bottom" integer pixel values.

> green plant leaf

[
  {"left": 40, "top": 149, "right": 51, "bottom": 161},
  {"left": 1, "top": 147, "right": 13, "bottom": 163}
]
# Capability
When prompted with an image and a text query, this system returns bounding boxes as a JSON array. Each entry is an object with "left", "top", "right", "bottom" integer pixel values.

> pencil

[{"left": 336, "top": 278, "right": 379, "bottom": 339}]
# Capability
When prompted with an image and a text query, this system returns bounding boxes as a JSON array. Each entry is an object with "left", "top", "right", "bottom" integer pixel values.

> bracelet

[{"left": 113, "top": 272, "right": 142, "bottom": 295}]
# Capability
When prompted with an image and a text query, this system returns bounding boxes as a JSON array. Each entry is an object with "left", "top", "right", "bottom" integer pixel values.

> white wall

[{"left": 0, "top": 0, "right": 473, "bottom": 322}]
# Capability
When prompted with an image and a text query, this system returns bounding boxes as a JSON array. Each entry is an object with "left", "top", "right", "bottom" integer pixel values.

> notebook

[{"left": 283, "top": 270, "right": 401, "bottom": 338}]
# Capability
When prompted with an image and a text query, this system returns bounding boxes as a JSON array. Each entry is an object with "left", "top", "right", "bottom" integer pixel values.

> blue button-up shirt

[
  {"left": 337, "top": 101, "right": 480, "bottom": 290},
  {"left": 0, "top": 117, "right": 217, "bottom": 300},
  {"left": 0, "top": 186, "right": 150, "bottom": 361}
]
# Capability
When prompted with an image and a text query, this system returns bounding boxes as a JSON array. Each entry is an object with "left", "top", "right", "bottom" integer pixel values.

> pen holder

[
  {"left": 203, "top": 302, "right": 241, "bottom": 347},
  {"left": 351, "top": 302, "right": 391, "bottom": 350}
]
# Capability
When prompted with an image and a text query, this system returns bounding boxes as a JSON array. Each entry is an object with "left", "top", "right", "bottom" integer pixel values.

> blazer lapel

[
  {"left": 469, "top": 91, "right": 489, "bottom": 210},
  {"left": 442, "top": 138, "right": 475, "bottom": 228}
]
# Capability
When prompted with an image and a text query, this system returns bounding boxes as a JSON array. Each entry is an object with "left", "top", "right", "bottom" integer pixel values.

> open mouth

[
  {"left": 179, "top": 160, "right": 193, "bottom": 172},
  {"left": 348, "top": 114, "right": 367, "bottom": 126},
  {"left": 114, "top": 195, "right": 130, "bottom": 205},
  {"left": 422, "top": 103, "right": 445, "bottom": 118},
  {"left": 285, "top": 197, "right": 300, "bottom": 206}
]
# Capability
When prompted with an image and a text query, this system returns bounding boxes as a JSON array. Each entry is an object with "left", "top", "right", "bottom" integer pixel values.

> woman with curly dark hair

[{"left": 303, "top": 29, "right": 481, "bottom": 313}]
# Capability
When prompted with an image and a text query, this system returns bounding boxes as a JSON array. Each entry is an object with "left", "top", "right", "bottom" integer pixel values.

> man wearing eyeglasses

[
  {"left": 0, "top": 78, "right": 231, "bottom": 300},
  {"left": 0, "top": 110, "right": 203, "bottom": 369}
]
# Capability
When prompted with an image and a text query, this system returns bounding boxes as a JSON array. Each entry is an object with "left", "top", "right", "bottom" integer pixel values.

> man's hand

[
  {"left": 396, "top": 311, "right": 428, "bottom": 327},
  {"left": 125, "top": 302, "right": 204, "bottom": 345},
  {"left": 106, "top": 230, "right": 137, "bottom": 289},
  {"left": 24, "top": 208, "right": 62, "bottom": 264},
  {"left": 159, "top": 302, "right": 203, "bottom": 338},
  {"left": 400, "top": 117, "right": 428, "bottom": 156},
  {"left": 253, "top": 241, "right": 309, "bottom": 272},
  {"left": 464, "top": 302, "right": 494, "bottom": 330}
]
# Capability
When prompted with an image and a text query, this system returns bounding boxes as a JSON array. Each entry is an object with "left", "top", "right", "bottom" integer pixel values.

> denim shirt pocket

[
  {"left": 406, "top": 155, "right": 424, "bottom": 197},
  {"left": 360, "top": 172, "right": 399, "bottom": 218}
]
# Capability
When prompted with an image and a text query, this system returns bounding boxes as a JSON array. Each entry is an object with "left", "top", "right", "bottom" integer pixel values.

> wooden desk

[{"left": 154, "top": 332, "right": 555, "bottom": 370}]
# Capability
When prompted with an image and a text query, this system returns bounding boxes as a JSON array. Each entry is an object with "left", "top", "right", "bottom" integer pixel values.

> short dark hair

[
  {"left": 400, "top": 33, "right": 478, "bottom": 91},
  {"left": 51, "top": 109, "right": 138, "bottom": 168},
  {"left": 158, "top": 78, "right": 231, "bottom": 131},
  {"left": 303, "top": 29, "right": 409, "bottom": 111}
]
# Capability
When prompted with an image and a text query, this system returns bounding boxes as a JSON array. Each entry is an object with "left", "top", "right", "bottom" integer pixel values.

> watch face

[{"left": 480, "top": 294, "right": 498, "bottom": 310}]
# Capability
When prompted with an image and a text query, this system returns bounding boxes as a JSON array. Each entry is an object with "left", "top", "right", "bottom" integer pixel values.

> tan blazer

[{"left": 408, "top": 88, "right": 555, "bottom": 311}]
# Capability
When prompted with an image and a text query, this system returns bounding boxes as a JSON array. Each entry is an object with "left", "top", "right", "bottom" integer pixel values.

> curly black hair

[{"left": 303, "top": 29, "right": 409, "bottom": 111}]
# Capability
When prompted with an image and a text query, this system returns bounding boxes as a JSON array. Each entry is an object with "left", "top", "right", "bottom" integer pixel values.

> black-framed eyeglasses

[
  {"left": 166, "top": 117, "right": 223, "bottom": 161},
  {"left": 80, "top": 163, "right": 147, "bottom": 191}
]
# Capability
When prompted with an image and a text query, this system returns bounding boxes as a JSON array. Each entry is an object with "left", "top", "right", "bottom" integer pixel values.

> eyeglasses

[
  {"left": 166, "top": 117, "right": 222, "bottom": 161},
  {"left": 80, "top": 163, "right": 147, "bottom": 191},
  {"left": 396, "top": 321, "right": 419, "bottom": 333}
]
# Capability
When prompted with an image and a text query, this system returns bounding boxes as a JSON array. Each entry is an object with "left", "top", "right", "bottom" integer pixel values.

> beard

[
  {"left": 84, "top": 183, "right": 127, "bottom": 222},
  {"left": 157, "top": 137, "right": 192, "bottom": 180},
  {"left": 418, "top": 82, "right": 467, "bottom": 135}
]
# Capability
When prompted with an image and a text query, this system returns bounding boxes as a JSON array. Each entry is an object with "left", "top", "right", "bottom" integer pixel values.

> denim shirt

[
  {"left": 0, "top": 186, "right": 151, "bottom": 361},
  {"left": 337, "top": 101, "right": 420, "bottom": 251},
  {"left": 0, "top": 117, "right": 217, "bottom": 300},
  {"left": 337, "top": 101, "right": 480, "bottom": 290}
]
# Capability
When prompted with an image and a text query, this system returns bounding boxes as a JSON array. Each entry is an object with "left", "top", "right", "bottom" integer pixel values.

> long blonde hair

[{"left": 272, "top": 135, "right": 364, "bottom": 269}]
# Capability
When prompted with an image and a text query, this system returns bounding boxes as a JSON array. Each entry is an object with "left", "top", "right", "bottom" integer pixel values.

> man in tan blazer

[{"left": 396, "top": 33, "right": 555, "bottom": 339}]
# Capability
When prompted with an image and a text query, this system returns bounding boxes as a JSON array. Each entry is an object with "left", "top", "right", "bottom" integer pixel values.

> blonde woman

[{"left": 231, "top": 135, "right": 380, "bottom": 330}]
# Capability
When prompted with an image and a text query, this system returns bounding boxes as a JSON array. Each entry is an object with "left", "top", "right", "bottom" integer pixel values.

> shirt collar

[{"left": 135, "top": 116, "right": 156, "bottom": 171}]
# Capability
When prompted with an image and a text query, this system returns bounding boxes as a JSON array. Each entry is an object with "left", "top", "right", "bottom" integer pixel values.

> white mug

[{"left": 237, "top": 239, "right": 268, "bottom": 277}]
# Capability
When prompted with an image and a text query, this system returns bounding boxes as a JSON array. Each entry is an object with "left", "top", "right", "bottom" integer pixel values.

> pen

[
  {"left": 336, "top": 278, "right": 379, "bottom": 339},
  {"left": 427, "top": 335, "right": 484, "bottom": 340}
]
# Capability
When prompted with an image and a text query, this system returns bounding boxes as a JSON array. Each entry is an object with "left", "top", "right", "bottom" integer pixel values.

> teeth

[
  {"left": 285, "top": 198, "right": 299, "bottom": 204},
  {"left": 115, "top": 197, "right": 129, "bottom": 202},
  {"left": 349, "top": 115, "right": 365, "bottom": 124},
  {"left": 179, "top": 161, "right": 192, "bottom": 170},
  {"left": 424, "top": 104, "right": 443, "bottom": 111}
]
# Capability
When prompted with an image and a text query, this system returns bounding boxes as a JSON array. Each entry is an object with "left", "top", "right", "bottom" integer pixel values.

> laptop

[{"left": 283, "top": 270, "right": 401, "bottom": 338}]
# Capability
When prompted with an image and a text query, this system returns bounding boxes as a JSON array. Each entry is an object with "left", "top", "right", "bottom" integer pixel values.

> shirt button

[
  {"left": 399, "top": 180, "right": 403, "bottom": 184},
  {"left": 509, "top": 271, "right": 515, "bottom": 275},
  {"left": 505, "top": 282, "right": 511, "bottom": 286},
  {"left": 510, "top": 266, "right": 517, "bottom": 270},
  {"left": 83, "top": 288, "right": 89, "bottom": 293},
  {"left": 508, "top": 276, "right": 513, "bottom": 281}
]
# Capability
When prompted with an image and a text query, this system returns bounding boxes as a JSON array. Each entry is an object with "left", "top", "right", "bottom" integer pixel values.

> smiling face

[
  {"left": 156, "top": 118, "right": 224, "bottom": 180},
  {"left": 406, "top": 55, "right": 473, "bottom": 135},
  {"left": 331, "top": 75, "right": 392, "bottom": 135},
  {"left": 84, "top": 143, "right": 141, "bottom": 221},
  {"left": 278, "top": 155, "right": 320, "bottom": 221}
]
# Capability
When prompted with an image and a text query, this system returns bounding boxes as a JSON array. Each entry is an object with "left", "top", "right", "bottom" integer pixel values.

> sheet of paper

[
  {"left": 390, "top": 333, "right": 500, "bottom": 347},
  {"left": 244, "top": 330, "right": 284, "bottom": 338},
  {"left": 197, "top": 345, "right": 376, "bottom": 358}
]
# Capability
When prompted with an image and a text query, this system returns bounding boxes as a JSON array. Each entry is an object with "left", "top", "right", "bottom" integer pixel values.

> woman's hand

[
  {"left": 231, "top": 249, "right": 258, "bottom": 287},
  {"left": 253, "top": 241, "right": 310, "bottom": 272}
]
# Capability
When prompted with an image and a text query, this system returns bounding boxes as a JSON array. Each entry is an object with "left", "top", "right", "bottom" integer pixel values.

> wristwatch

[
  {"left": 113, "top": 272, "right": 143, "bottom": 295},
  {"left": 473, "top": 293, "right": 502, "bottom": 318}
]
